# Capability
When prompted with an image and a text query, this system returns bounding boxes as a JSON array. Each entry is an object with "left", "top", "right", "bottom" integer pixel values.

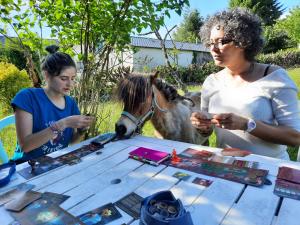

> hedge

[
  {"left": 157, "top": 49, "right": 300, "bottom": 85},
  {"left": 258, "top": 48, "right": 300, "bottom": 69},
  {"left": 0, "top": 62, "right": 32, "bottom": 113}
]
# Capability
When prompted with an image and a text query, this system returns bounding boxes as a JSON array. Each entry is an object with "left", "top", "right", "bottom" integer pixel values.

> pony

[{"left": 115, "top": 72, "right": 208, "bottom": 145}]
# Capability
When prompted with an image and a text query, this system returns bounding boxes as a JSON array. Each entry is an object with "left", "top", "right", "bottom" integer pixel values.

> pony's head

[{"left": 115, "top": 72, "right": 194, "bottom": 138}]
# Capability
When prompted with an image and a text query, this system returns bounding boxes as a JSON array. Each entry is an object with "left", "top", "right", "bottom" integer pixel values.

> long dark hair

[{"left": 42, "top": 45, "right": 76, "bottom": 76}]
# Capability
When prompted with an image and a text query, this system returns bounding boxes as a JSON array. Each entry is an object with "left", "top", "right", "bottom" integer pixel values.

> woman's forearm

[
  {"left": 251, "top": 121, "right": 300, "bottom": 146},
  {"left": 18, "top": 127, "right": 58, "bottom": 152}
]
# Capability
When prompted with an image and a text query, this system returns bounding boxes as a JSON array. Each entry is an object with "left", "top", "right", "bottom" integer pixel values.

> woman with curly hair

[{"left": 190, "top": 8, "right": 300, "bottom": 159}]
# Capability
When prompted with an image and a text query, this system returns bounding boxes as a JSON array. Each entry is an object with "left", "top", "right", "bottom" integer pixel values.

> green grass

[
  {"left": 287, "top": 68, "right": 300, "bottom": 98},
  {"left": 1, "top": 67, "right": 299, "bottom": 161}
]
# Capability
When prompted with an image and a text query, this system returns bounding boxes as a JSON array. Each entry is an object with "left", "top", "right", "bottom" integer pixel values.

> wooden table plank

[
  {"left": 68, "top": 163, "right": 165, "bottom": 224},
  {"left": 28, "top": 142, "right": 129, "bottom": 192},
  {"left": 188, "top": 179, "right": 244, "bottom": 225},
  {"left": 275, "top": 198, "right": 300, "bottom": 225},
  {"left": 221, "top": 176, "right": 278, "bottom": 225},
  {"left": 38, "top": 145, "right": 135, "bottom": 194}
]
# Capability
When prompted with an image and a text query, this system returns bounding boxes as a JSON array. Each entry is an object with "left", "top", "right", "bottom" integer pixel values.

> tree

[
  {"left": 229, "top": 0, "right": 284, "bottom": 26},
  {"left": 30, "top": 0, "right": 189, "bottom": 136},
  {"left": 277, "top": 7, "right": 300, "bottom": 44},
  {"left": 0, "top": 0, "right": 51, "bottom": 87},
  {"left": 173, "top": 9, "right": 204, "bottom": 43},
  {"left": 263, "top": 25, "right": 296, "bottom": 53}
]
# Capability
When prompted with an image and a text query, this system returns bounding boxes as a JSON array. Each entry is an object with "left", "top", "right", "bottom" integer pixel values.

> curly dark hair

[{"left": 200, "top": 8, "right": 264, "bottom": 61}]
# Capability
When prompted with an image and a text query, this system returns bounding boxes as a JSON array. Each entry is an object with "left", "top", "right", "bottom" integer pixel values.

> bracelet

[{"left": 49, "top": 121, "right": 63, "bottom": 135}]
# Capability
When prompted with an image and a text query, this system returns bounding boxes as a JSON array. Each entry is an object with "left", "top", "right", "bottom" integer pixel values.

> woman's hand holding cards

[{"left": 190, "top": 111, "right": 214, "bottom": 137}]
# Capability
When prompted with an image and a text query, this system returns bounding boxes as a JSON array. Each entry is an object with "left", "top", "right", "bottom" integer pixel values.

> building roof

[{"left": 131, "top": 36, "right": 209, "bottom": 52}]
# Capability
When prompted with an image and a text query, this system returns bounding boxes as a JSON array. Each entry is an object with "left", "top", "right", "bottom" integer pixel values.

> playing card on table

[
  {"left": 57, "top": 153, "right": 82, "bottom": 165},
  {"left": 115, "top": 192, "right": 143, "bottom": 219},
  {"left": 5, "top": 190, "right": 42, "bottom": 212},
  {"left": 0, "top": 183, "right": 35, "bottom": 206},
  {"left": 172, "top": 171, "right": 191, "bottom": 181},
  {"left": 78, "top": 202, "right": 122, "bottom": 225},
  {"left": 11, "top": 204, "right": 84, "bottom": 225},
  {"left": 18, "top": 156, "right": 63, "bottom": 179},
  {"left": 192, "top": 177, "right": 213, "bottom": 187}
]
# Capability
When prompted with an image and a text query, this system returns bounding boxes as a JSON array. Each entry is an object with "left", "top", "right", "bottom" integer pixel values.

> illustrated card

[
  {"left": 210, "top": 155, "right": 235, "bottom": 164},
  {"left": 172, "top": 171, "right": 191, "bottom": 181},
  {"left": 115, "top": 192, "right": 143, "bottom": 219},
  {"left": 78, "top": 202, "right": 122, "bottom": 225},
  {"left": 18, "top": 156, "right": 63, "bottom": 179},
  {"left": 221, "top": 147, "right": 251, "bottom": 157},
  {"left": 277, "top": 166, "right": 300, "bottom": 184},
  {"left": 5, "top": 190, "right": 42, "bottom": 212},
  {"left": 192, "top": 177, "right": 213, "bottom": 187},
  {"left": 71, "top": 144, "right": 102, "bottom": 158},
  {"left": 165, "top": 154, "right": 268, "bottom": 186},
  {"left": 0, "top": 183, "right": 35, "bottom": 206},
  {"left": 57, "top": 153, "right": 82, "bottom": 165},
  {"left": 11, "top": 204, "right": 83, "bottom": 225},
  {"left": 180, "top": 148, "right": 214, "bottom": 160},
  {"left": 41, "top": 192, "right": 70, "bottom": 205},
  {"left": 274, "top": 179, "right": 300, "bottom": 200},
  {"left": 232, "top": 159, "right": 259, "bottom": 169},
  {"left": 180, "top": 148, "right": 235, "bottom": 164},
  {"left": 91, "top": 133, "right": 116, "bottom": 147}
]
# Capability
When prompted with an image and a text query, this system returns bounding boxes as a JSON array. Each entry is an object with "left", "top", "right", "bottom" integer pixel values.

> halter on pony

[{"left": 118, "top": 87, "right": 168, "bottom": 138}]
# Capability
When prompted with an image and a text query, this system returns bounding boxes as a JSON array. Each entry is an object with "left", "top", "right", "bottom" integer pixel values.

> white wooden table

[{"left": 1, "top": 135, "right": 300, "bottom": 225}]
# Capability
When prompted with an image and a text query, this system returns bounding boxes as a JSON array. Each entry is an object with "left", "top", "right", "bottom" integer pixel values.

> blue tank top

[{"left": 11, "top": 88, "right": 80, "bottom": 161}]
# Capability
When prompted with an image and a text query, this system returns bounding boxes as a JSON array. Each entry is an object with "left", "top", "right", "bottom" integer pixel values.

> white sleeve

[
  {"left": 200, "top": 74, "right": 215, "bottom": 112},
  {"left": 272, "top": 83, "right": 300, "bottom": 132}
]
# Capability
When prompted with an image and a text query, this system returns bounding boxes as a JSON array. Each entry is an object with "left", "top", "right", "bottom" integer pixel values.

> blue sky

[
  {"left": 146, "top": 0, "right": 300, "bottom": 39},
  {"left": 3, "top": 0, "right": 299, "bottom": 39}
]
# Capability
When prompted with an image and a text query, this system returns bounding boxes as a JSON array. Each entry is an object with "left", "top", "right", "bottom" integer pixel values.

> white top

[{"left": 201, "top": 68, "right": 300, "bottom": 159}]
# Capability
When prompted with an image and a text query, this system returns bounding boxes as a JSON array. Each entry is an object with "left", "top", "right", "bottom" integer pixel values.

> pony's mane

[
  {"left": 154, "top": 78, "right": 181, "bottom": 102},
  {"left": 117, "top": 74, "right": 181, "bottom": 112}
]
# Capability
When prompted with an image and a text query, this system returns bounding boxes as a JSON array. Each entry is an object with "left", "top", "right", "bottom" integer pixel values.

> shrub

[
  {"left": 0, "top": 47, "right": 41, "bottom": 77},
  {"left": 263, "top": 26, "right": 296, "bottom": 54},
  {"left": 0, "top": 48, "right": 27, "bottom": 70},
  {"left": 157, "top": 61, "right": 221, "bottom": 85},
  {"left": 258, "top": 49, "right": 300, "bottom": 68},
  {"left": 0, "top": 62, "right": 32, "bottom": 113}
]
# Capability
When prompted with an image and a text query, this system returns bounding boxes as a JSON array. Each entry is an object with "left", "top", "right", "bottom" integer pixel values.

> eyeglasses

[{"left": 207, "top": 39, "right": 233, "bottom": 49}]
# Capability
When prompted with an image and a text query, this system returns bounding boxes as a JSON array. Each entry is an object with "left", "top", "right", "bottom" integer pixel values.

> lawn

[{"left": 1, "top": 67, "right": 299, "bottom": 161}]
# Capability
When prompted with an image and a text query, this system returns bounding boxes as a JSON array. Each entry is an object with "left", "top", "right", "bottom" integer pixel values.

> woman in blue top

[{"left": 11, "top": 45, "right": 93, "bottom": 161}]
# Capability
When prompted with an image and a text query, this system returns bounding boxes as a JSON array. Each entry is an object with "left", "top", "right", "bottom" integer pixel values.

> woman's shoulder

[
  {"left": 204, "top": 69, "right": 226, "bottom": 84},
  {"left": 260, "top": 64, "right": 296, "bottom": 88},
  {"left": 15, "top": 87, "right": 43, "bottom": 97}
]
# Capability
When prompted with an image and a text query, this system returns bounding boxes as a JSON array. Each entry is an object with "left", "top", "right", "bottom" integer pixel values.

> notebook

[{"left": 129, "top": 147, "right": 170, "bottom": 166}]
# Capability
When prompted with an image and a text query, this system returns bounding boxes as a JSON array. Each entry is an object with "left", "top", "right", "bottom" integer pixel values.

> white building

[{"left": 117, "top": 36, "right": 212, "bottom": 72}]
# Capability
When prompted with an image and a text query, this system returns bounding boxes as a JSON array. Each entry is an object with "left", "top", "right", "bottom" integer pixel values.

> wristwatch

[{"left": 245, "top": 118, "right": 256, "bottom": 133}]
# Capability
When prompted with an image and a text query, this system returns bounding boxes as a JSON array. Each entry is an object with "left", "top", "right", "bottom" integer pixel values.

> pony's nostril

[{"left": 115, "top": 124, "right": 127, "bottom": 136}]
